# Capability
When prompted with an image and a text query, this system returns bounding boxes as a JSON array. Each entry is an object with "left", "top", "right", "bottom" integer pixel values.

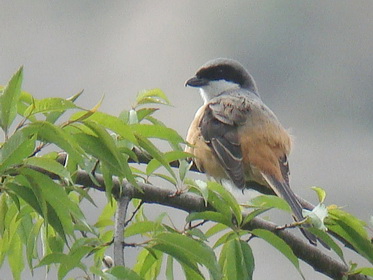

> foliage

[{"left": 0, "top": 68, "right": 372, "bottom": 279}]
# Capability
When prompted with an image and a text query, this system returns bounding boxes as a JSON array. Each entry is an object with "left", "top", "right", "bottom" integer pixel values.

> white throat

[{"left": 199, "top": 80, "right": 240, "bottom": 104}]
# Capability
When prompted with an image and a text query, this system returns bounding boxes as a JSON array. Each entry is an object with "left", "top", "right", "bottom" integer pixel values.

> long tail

[{"left": 261, "top": 173, "right": 317, "bottom": 245}]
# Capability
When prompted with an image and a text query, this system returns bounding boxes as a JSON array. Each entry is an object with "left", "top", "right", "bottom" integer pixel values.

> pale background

[{"left": 1, "top": 1, "right": 372, "bottom": 279}]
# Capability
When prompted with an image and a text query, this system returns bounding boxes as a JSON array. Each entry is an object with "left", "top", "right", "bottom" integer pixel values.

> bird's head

[{"left": 185, "top": 58, "right": 258, "bottom": 103}]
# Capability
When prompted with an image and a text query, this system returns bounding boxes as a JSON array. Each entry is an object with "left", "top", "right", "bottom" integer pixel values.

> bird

[{"left": 185, "top": 58, "right": 317, "bottom": 245}]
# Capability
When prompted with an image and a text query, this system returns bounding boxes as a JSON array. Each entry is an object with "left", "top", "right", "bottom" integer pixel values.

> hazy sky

[{"left": 1, "top": 1, "right": 372, "bottom": 279}]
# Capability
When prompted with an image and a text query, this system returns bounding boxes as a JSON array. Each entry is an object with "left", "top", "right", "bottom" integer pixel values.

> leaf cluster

[{"left": 0, "top": 68, "right": 372, "bottom": 280}]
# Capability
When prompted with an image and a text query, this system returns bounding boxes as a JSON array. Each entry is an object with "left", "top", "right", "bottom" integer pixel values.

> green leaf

[
  {"left": 352, "top": 267, "right": 373, "bottom": 277},
  {"left": 23, "top": 157, "right": 72, "bottom": 182},
  {"left": 74, "top": 132, "right": 124, "bottom": 177},
  {"left": 250, "top": 195, "right": 291, "bottom": 212},
  {"left": 17, "top": 90, "right": 37, "bottom": 120},
  {"left": 0, "top": 130, "right": 36, "bottom": 173},
  {"left": 26, "top": 121, "right": 85, "bottom": 165},
  {"left": 239, "top": 240, "right": 255, "bottom": 279},
  {"left": 166, "top": 255, "right": 174, "bottom": 280},
  {"left": 72, "top": 111, "right": 138, "bottom": 144},
  {"left": 311, "top": 187, "right": 326, "bottom": 203},
  {"left": 134, "top": 248, "right": 162, "bottom": 279},
  {"left": 26, "top": 219, "right": 43, "bottom": 271},
  {"left": 307, "top": 227, "right": 345, "bottom": 264},
  {"left": 21, "top": 169, "right": 84, "bottom": 239},
  {"left": 241, "top": 208, "right": 271, "bottom": 226},
  {"left": 251, "top": 229, "right": 304, "bottom": 279},
  {"left": 124, "top": 221, "right": 163, "bottom": 237},
  {"left": 24, "top": 97, "right": 78, "bottom": 116},
  {"left": 135, "top": 88, "right": 171, "bottom": 107},
  {"left": 58, "top": 246, "right": 93, "bottom": 280},
  {"left": 8, "top": 233, "right": 24, "bottom": 280},
  {"left": 6, "top": 182, "right": 43, "bottom": 217},
  {"left": 131, "top": 124, "right": 184, "bottom": 144},
  {"left": 181, "top": 262, "right": 205, "bottom": 280},
  {"left": 328, "top": 208, "right": 373, "bottom": 263},
  {"left": 0, "top": 194, "right": 8, "bottom": 235},
  {"left": 213, "top": 231, "right": 240, "bottom": 249},
  {"left": 205, "top": 223, "right": 229, "bottom": 238},
  {"left": 219, "top": 239, "right": 254, "bottom": 280},
  {"left": 187, "top": 211, "right": 232, "bottom": 228},
  {"left": 146, "top": 151, "right": 190, "bottom": 175},
  {"left": 109, "top": 266, "right": 144, "bottom": 280},
  {"left": 0, "top": 66, "right": 23, "bottom": 134},
  {"left": 136, "top": 108, "right": 159, "bottom": 122},
  {"left": 153, "top": 232, "right": 221, "bottom": 280},
  {"left": 135, "top": 134, "right": 176, "bottom": 179},
  {"left": 37, "top": 252, "right": 65, "bottom": 267},
  {"left": 207, "top": 182, "right": 242, "bottom": 225}
]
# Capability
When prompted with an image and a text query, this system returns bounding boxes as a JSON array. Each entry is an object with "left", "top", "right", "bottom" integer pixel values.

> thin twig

[{"left": 124, "top": 201, "right": 144, "bottom": 227}]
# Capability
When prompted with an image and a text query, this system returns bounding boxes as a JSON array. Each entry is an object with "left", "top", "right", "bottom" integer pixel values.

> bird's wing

[{"left": 200, "top": 94, "right": 249, "bottom": 189}]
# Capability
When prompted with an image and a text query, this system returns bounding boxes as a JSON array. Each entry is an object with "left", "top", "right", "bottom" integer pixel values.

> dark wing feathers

[
  {"left": 261, "top": 173, "right": 317, "bottom": 245},
  {"left": 200, "top": 96, "right": 248, "bottom": 189}
]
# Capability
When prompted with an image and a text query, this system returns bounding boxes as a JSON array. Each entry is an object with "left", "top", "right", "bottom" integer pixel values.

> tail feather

[{"left": 261, "top": 173, "right": 317, "bottom": 245}]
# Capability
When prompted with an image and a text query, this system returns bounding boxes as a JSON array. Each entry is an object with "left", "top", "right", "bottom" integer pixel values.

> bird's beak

[{"left": 185, "top": 76, "right": 209, "bottom": 87}]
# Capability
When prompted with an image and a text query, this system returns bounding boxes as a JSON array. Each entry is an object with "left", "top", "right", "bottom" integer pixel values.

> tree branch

[
  {"left": 71, "top": 168, "right": 370, "bottom": 280},
  {"left": 113, "top": 193, "right": 132, "bottom": 266}
]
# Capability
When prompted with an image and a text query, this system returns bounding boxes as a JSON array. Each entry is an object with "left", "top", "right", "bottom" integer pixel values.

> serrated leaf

[
  {"left": 0, "top": 66, "right": 23, "bottom": 134},
  {"left": 251, "top": 229, "right": 304, "bottom": 279}
]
